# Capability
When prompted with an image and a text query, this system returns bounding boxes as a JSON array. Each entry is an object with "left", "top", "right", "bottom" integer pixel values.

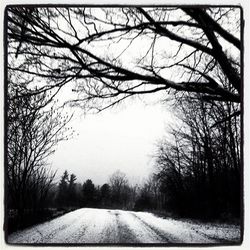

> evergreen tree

[
  {"left": 82, "top": 179, "right": 96, "bottom": 207},
  {"left": 100, "top": 184, "right": 111, "bottom": 207},
  {"left": 57, "top": 171, "right": 69, "bottom": 207},
  {"left": 68, "top": 174, "right": 77, "bottom": 207}
]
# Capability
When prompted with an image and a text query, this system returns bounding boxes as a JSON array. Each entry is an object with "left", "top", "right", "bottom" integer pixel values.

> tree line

[
  {"left": 6, "top": 167, "right": 140, "bottom": 233},
  {"left": 6, "top": 71, "right": 74, "bottom": 233},
  {"left": 44, "top": 170, "right": 138, "bottom": 210},
  {"left": 138, "top": 96, "right": 241, "bottom": 220}
]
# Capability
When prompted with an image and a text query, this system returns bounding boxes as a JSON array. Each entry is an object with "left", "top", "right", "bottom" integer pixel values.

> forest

[{"left": 6, "top": 6, "right": 242, "bottom": 235}]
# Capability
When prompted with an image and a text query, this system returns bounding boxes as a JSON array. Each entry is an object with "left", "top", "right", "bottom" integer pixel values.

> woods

[
  {"left": 7, "top": 72, "right": 73, "bottom": 232},
  {"left": 6, "top": 6, "right": 242, "bottom": 237},
  {"left": 153, "top": 96, "right": 241, "bottom": 219},
  {"left": 53, "top": 170, "right": 137, "bottom": 210}
]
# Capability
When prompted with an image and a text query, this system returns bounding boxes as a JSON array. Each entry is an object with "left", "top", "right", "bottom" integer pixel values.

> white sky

[{"left": 49, "top": 94, "right": 173, "bottom": 186}]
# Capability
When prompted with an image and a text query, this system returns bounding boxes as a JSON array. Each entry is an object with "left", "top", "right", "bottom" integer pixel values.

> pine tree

[{"left": 57, "top": 171, "right": 69, "bottom": 207}]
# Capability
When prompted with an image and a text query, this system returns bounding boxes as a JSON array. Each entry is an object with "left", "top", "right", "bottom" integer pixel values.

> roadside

[{"left": 6, "top": 207, "right": 78, "bottom": 235}]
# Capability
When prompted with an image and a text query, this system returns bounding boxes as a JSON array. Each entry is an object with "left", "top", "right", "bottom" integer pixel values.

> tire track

[
  {"left": 116, "top": 210, "right": 168, "bottom": 243},
  {"left": 113, "top": 210, "right": 140, "bottom": 243},
  {"left": 130, "top": 213, "right": 173, "bottom": 242}
]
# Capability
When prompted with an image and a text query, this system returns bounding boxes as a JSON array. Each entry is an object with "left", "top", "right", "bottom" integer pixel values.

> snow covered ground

[{"left": 7, "top": 208, "right": 241, "bottom": 244}]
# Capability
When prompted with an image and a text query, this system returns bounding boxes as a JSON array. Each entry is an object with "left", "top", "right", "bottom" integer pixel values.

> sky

[{"left": 49, "top": 94, "right": 173, "bottom": 186}]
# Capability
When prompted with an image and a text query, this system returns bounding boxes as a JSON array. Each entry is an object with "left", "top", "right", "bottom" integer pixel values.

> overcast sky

[{"left": 49, "top": 94, "right": 173, "bottom": 186}]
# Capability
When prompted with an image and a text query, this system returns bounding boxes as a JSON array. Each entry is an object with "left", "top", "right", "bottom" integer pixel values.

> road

[{"left": 7, "top": 208, "right": 240, "bottom": 244}]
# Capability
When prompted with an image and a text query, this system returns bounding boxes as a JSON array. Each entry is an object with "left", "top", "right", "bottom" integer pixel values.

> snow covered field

[{"left": 7, "top": 208, "right": 241, "bottom": 244}]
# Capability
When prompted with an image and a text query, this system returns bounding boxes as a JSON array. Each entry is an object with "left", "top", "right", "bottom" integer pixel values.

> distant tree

[
  {"left": 109, "top": 170, "right": 129, "bottom": 208},
  {"left": 68, "top": 174, "right": 77, "bottom": 207},
  {"left": 94, "top": 185, "right": 102, "bottom": 207},
  {"left": 82, "top": 179, "right": 96, "bottom": 207},
  {"left": 100, "top": 183, "right": 111, "bottom": 207},
  {"left": 75, "top": 183, "right": 84, "bottom": 206},
  {"left": 134, "top": 192, "right": 154, "bottom": 211},
  {"left": 134, "top": 175, "right": 161, "bottom": 211},
  {"left": 56, "top": 170, "right": 69, "bottom": 207}
]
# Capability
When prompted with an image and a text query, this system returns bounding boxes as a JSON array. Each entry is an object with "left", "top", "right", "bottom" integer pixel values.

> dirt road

[{"left": 7, "top": 208, "right": 240, "bottom": 244}]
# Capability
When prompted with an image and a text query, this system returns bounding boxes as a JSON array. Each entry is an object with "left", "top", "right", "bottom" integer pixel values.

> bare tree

[
  {"left": 7, "top": 74, "right": 73, "bottom": 221},
  {"left": 154, "top": 94, "right": 241, "bottom": 218},
  {"left": 109, "top": 170, "right": 128, "bottom": 192},
  {"left": 109, "top": 170, "right": 130, "bottom": 207},
  {"left": 7, "top": 7, "right": 241, "bottom": 112},
  {"left": 134, "top": 175, "right": 162, "bottom": 211}
]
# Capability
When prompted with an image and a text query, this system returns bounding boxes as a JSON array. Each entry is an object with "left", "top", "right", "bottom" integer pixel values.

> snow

[
  {"left": 7, "top": 208, "right": 241, "bottom": 244},
  {"left": 133, "top": 212, "right": 241, "bottom": 243}
]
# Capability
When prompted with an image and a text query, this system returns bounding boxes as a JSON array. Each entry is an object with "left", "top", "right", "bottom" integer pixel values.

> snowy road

[{"left": 8, "top": 208, "right": 241, "bottom": 244}]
